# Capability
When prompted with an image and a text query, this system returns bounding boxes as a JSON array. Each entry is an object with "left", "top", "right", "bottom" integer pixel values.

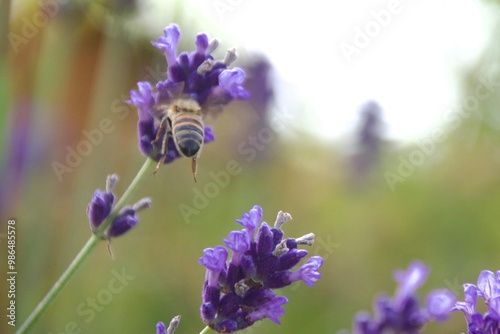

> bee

[{"left": 153, "top": 97, "right": 205, "bottom": 182}]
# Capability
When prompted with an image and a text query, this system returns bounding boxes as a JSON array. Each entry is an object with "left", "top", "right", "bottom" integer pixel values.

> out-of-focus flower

[
  {"left": 127, "top": 24, "right": 249, "bottom": 169},
  {"left": 453, "top": 270, "right": 500, "bottom": 333},
  {"left": 350, "top": 100, "right": 384, "bottom": 187},
  {"left": 199, "top": 205, "right": 323, "bottom": 333},
  {"left": 345, "top": 261, "right": 455, "bottom": 334}
]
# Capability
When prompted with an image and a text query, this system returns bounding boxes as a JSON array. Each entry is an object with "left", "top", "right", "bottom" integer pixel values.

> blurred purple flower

[
  {"left": 345, "top": 261, "right": 455, "bottom": 334},
  {"left": 199, "top": 205, "right": 323, "bottom": 333},
  {"left": 350, "top": 100, "right": 384, "bottom": 187}
]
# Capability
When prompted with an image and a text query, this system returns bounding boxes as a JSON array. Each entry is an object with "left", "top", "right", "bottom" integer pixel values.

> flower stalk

[{"left": 16, "top": 157, "right": 155, "bottom": 334}]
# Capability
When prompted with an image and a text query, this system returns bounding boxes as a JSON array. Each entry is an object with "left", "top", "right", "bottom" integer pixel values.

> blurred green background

[{"left": 1, "top": 0, "right": 500, "bottom": 333}]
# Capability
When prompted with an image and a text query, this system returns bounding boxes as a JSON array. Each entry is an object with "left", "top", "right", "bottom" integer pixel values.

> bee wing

[
  {"left": 201, "top": 88, "right": 231, "bottom": 119},
  {"left": 152, "top": 103, "right": 170, "bottom": 120}
]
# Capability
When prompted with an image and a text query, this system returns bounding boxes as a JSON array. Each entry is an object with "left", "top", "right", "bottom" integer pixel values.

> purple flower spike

[
  {"left": 87, "top": 175, "right": 150, "bottom": 239},
  {"left": 199, "top": 205, "right": 322, "bottom": 333},
  {"left": 345, "top": 261, "right": 455, "bottom": 334},
  {"left": 129, "top": 24, "right": 249, "bottom": 174}
]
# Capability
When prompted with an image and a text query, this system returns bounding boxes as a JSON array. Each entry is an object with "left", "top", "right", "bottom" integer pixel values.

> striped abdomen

[{"left": 171, "top": 114, "right": 204, "bottom": 158}]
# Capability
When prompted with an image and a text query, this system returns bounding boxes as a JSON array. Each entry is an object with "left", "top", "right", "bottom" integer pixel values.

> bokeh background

[{"left": 1, "top": 0, "right": 500, "bottom": 333}]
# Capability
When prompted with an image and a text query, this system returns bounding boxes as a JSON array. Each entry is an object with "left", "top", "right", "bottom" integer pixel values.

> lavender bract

[
  {"left": 199, "top": 205, "right": 323, "bottom": 333},
  {"left": 453, "top": 270, "right": 500, "bottom": 333},
  {"left": 345, "top": 261, "right": 455, "bottom": 334},
  {"left": 127, "top": 24, "right": 249, "bottom": 167}
]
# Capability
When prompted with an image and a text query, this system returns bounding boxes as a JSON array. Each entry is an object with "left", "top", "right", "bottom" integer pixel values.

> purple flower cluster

[
  {"left": 199, "top": 205, "right": 323, "bottom": 333},
  {"left": 453, "top": 270, "right": 500, "bottom": 333},
  {"left": 87, "top": 174, "right": 151, "bottom": 239},
  {"left": 127, "top": 24, "right": 249, "bottom": 166},
  {"left": 346, "top": 261, "right": 455, "bottom": 334}
]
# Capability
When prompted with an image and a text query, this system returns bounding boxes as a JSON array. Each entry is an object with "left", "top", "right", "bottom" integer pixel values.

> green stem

[
  {"left": 199, "top": 326, "right": 213, "bottom": 334},
  {"left": 16, "top": 158, "right": 155, "bottom": 334}
]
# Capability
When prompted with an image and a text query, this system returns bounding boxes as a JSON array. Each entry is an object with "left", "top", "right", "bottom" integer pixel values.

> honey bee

[{"left": 153, "top": 97, "right": 205, "bottom": 182}]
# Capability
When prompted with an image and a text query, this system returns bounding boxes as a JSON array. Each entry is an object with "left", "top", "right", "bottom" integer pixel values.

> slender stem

[
  {"left": 17, "top": 158, "right": 155, "bottom": 334},
  {"left": 199, "top": 326, "right": 212, "bottom": 334},
  {"left": 16, "top": 235, "right": 99, "bottom": 334}
]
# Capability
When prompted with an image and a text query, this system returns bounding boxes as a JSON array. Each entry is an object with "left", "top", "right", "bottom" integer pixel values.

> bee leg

[
  {"left": 153, "top": 126, "right": 170, "bottom": 175},
  {"left": 191, "top": 158, "right": 198, "bottom": 183}
]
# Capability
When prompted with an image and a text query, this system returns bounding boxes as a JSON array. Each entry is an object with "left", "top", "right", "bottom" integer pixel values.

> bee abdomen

[{"left": 172, "top": 116, "right": 204, "bottom": 158}]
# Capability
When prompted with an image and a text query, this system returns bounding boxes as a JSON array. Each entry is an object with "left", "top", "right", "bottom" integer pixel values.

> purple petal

[
  {"left": 156, "top": 322, "right": 166, "bottom": 334},
  {"left": 218, "top": 68, "right": 250, "bottom": 100},
  {"left": 452, "top": 284, "right": 478, "bottom": 321},
  {"left": 393, "top": 261, "right": 429, "bottom": 306},
  {"left": 256, "top": 223, "right": 274, "bottom": 255},
  {"left": 195, "top": 33, "right": 209, "bottom": 54},
  {"left": 236, "top": 205, "right": 262, "bottom": 240},
  {"left": 152, "top": 24, "right": 180, "bottom": 66},
  {"left": 248, "top": 296, "right": 288, "bottom": 324},
  {"left": 489, "top": 296, "right": 500, "bottom": 320},
  {"left": 426, "top": 289, "right": 455, "bottom": 321},
  {"left": 199, "top": 246, "right": 228, "bottom": 287},
  {"left": 127, "top": 81, "right": 154, "bottom": 122},
  {"left": 477, "top": 270, "right": 500, "bottom": 301},
  {"left": 199, "top": 246, "right": 228, "bottom": 272},
  {"left": 87, "top": 190, "right": 114, "bottom": 229},
  {"left": 224, "top": 231, "right": 250, "bottom": 265},
  {"left": 106, "top": 207, "right": 138, "bottom": 238},
  {"left": 203, "top": 126, "right": 215, "bottom": 143},
  {"left": 299, "top": 256, "right": 323, "bottom": 287}
]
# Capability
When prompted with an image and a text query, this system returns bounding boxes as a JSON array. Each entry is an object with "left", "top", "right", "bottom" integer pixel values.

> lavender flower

[
  {"left": 127, "top": 24, "right": 249, "bottom": 172},
  {"left": 199, "top": 205, "right": 323, "bottom": 333},
  {"left": 453, "top": 270, "right": 500, "bottom": 333},
  {"left": 87, "top": 175, "right": 151, "bottom": 239},
  {"left": 345, "top": 261, "right": 455, "bottom": 334}
]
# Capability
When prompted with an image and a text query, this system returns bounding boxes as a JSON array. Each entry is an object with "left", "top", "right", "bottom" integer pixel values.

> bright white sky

[{"left": 143, "top": 0, "right": 489, "bottom": 142}]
